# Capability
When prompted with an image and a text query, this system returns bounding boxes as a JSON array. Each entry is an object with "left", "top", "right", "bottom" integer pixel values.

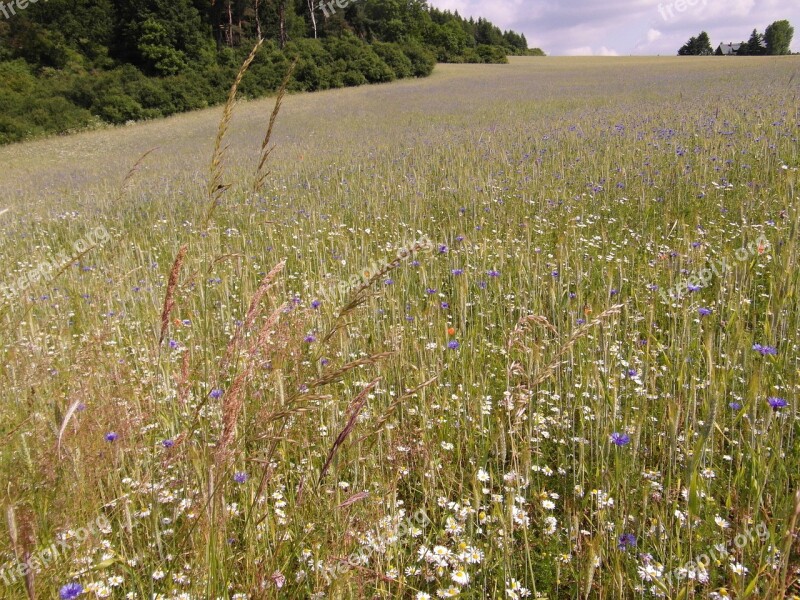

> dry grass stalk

[
  {"left": 358, "top": 375, "right": 438, "bottom": 445},
  {"left": 114, "top": 147, "right": 158, "bottom": 204},
  {"left": 318, "top": 377, "right": 380, "bottom": 484},
  {"left": 323, "top": 239, "right": 431, "bottom": 344},
  {"left": 510, "top": 304, "right": 624, "bottom": 420},
  {"left": 56, "top": 398, "right": 84, "bottom": 459},
  {"left": 205, "top": 38, "right": 264, "bottom": 227},
  {"left": 221, "top": 260, "right": 286, "bottom": 370},
  {"left": 158, "top": 244, "right": 188, "bottom": 346},
  {"left": 253, "top": 58, "right": 298, "bottom": 193}
]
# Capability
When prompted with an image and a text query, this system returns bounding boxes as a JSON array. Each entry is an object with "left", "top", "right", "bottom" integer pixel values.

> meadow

[{"left": 0, "top": 56, "right": 799, "bottom": 599}]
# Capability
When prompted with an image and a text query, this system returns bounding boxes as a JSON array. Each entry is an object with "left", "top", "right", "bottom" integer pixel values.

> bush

[
  {"left": 373, "top": 42, "right": 414, "bottom": 79},
  {"left": 400, "top": 42, "right": 436, "bottom": 77}
]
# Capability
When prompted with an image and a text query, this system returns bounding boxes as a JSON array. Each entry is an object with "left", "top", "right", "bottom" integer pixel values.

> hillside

[{"left": 0, "top": 0, "right": 539, "bottom": 144}]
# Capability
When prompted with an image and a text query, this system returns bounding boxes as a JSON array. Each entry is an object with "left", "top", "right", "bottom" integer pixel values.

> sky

[{"left": 427, "top": 0, "right": 800, "bottom": 56}]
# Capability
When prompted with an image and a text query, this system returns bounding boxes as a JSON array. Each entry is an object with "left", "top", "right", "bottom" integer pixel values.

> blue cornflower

[
  {"left": 320, "top": 358, "right": 330, "bottom": 367},
  {"left": 687, "top": 284, "right": 702, "bottom": 292},
  {"left": 234, "top": 472, "right": 248, "bottom": 484},
  {"left": 452, "top": 269, "right": 464, "bottom": 276},
  {"left": 753, "top": 344, "right": 778, "bottom": 356},
  {"left": 311, "top": 299, "right": 321, "bottom": 309},
  {"left": 304, "top": 335, "right": 316, "bottom": 343},
  {"left": 59, "top": 583, "right": 83, "bottom": 599},
  {"left": 426, "top": 288, "right": 437, "bottom": 295},
  {"left": 610, "top": 432, "right": 631, "bottom": 446},
  {"left": 209, "top": 389, "right": 224, "bottom": 399},
  {"left": 577, "top": 318, "right": 586, "bottom": 325},
  {"left": 618, "top": 533, "right": 637, "bottom": 550},
  {"left": 487, "top": 270, "right": 500, "bottom": 277},
  {"left": 441, "top": 302, "right": 449, "bottom": 309},
  {"left": 551, "top": 270, "right": 559, "bottom": 278},
  {"left": 698, "top": 307, "right": 712, "bottom": 317},
  {"left": 104, "top": 432, "right": 118, "bottom": 443},
  {"left": 610, "top": 288, "right": 619, "bottom": 296},
  {"left": 768, "top": 397, "right": 788, "bottom": 410},
  {"left": 729, "top": 401, "right": 742, "bottom": 410},
  {"left": 384, "top": 279, "right": 394, "bottom": 286},
  {"left": 448, "top": 341, "right": 460, "bottom": 350},
  {"left": 162, "top": 439, "right": 174, "bottom": 448},
  {"left": 438, "top": 245, "right": 448, "bottom": 254}
]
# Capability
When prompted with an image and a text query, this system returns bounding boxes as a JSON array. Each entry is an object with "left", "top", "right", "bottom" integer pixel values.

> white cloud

[{"left": 427, "top": 0, "right": 800, "bottom": 55}]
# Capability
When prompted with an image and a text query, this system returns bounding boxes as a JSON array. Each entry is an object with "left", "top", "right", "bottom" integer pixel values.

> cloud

[
  {"left": 564, "top": 46, "right": 621, "bottom": 56},
  {"left": 427, "top": 0, "right": 800, "bottom": 55}
]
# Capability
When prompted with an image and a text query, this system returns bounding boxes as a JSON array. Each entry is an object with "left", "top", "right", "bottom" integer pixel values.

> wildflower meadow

[{"left": 0, "top": 56, "right": 798, "bottom": 599}]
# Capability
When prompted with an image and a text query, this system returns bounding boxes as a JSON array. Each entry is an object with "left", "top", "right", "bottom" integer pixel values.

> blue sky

[{"left": 428, "top": 0, "right": 800, "bottom": 56}]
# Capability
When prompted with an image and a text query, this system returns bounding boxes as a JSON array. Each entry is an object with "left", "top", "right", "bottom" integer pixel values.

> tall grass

[{"left": 0, "top": 56, "right": 798, "bottom": 599}]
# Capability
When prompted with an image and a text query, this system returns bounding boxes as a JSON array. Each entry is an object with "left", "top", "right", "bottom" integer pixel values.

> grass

[{"left": 0, "top": 56, "right": 799, "bottom": 599}]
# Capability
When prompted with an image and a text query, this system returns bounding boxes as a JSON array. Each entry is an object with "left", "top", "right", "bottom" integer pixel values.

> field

[{"left": 0, "top": 56, "right": 799, "bottom": 599}]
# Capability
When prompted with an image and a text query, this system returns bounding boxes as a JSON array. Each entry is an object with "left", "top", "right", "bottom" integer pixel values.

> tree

[
  {"left": 743, "top": 29, "right": 766, "bottom": 55},
  {"left": 678, "top": 31, "right": 713, "bottom": 56},
  {"left": 765, "top": 20, "right": 794, "bottom": 55}
]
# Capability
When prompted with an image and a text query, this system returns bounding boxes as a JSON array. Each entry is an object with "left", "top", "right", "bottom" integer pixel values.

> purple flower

[
  {"left": 304, "top": 335, "right": 316, "bottom": 343},
  {"left": 384, "top": 279, "right": 394, "bottom": 286},
  {"left": 438, "top": 245, "right": 448, "bottom": 254},
  {"left": 169, "top": 339, "right": 180, "bottom": 349},
  {"left": 551, "top": 270, "right": 559, "bottom": 278},
  {"left": 610, "top": 288, "right": 619, "bottom": 296},
  {"left": 610, "top": 432, "right": 631, "bottom": 446},
  {"left": 698, "top": 307, "right": 712, "bottom": 317},
  {"left": 320, "top": 358, "right": 330, "bottom": 367},
  {"left": 753, "top": 344, "right": 778, "bottom": 356},
  {"left": 569, "top": 292, "right": 577, "bottom": 299},
  {"left": 311, "top": 299, "right": 321, "bottom": 309},
  {"left": 209, "top": 389, "right": 224, "bottom": 399},
  {"left": 162, "top": 439, "right": 174, "bottom": 448},
  {"left": 448, "top": 341, "right": 460, "bottom": 350},
  {"left": 411, "top": 260, "right": 420, "bottom": 267},
  {"left": 425, "top": 288, "right": 437, "bottom": 295},
  {"left": 627, "top": 369, "right": 637, "bottom": 378},
  {"left": 487, "top": 270, "right": 500, "bottom": 277},
  {"left": 59, "top": 583, "right": 83, "bottom": 599},
  {"left": 729, "top": 401, "right": 742, "bottom": 410},
  {"left": 104, "top": 432, "right": 118, "bottom": 443},
  {"left": 234, "top": 472, "right": 249, "bottom": 484},
  {"left": 618, "top": 533, "right": 637, "bottom": 550},
  {"left": 452, "top": 269, "right": 464, "bottom": 276},
  {"left": 577, "top": 318, "right": 586, "bottom": 325},
  {"left": 440, "top": 302, "right": 449, "bottom": 309},
  {"left": 455, "top": 235, "right": 464, "bottom": 242},
  {"left": 768, "top": 397, "right": 788, "bottom": 411}
]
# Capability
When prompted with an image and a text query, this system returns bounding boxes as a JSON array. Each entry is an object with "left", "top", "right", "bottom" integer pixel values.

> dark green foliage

[
  {"left": 678, "top": 31, "right": 714, "bottom": 56},
  {"left": 765, "top": 20, "right": 794, "bottom": 55},
  {"left": 0, "top": 0, "right": 527, "bottom": 144}
]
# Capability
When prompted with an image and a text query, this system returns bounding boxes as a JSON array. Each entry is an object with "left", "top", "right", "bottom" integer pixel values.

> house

[{"left": 717, "top": 43, "right": 743, "bottom": 55}]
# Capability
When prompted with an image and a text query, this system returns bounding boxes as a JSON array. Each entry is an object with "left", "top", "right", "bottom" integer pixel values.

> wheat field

[{"left": 0, "top": 56, "right": 799, "bottom": 600}]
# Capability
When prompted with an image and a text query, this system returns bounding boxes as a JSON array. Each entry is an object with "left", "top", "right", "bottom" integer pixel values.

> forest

[{"left": 0, "top": 0, "right": 539, "bottom": 144}]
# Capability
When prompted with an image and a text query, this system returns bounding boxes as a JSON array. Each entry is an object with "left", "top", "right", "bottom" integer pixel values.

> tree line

[
  {"left": 678, "top": 20, "right": 794, "bottom": 55},
  {"left": 0, "top": 0, "right": 542, "bottom": 144}
]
